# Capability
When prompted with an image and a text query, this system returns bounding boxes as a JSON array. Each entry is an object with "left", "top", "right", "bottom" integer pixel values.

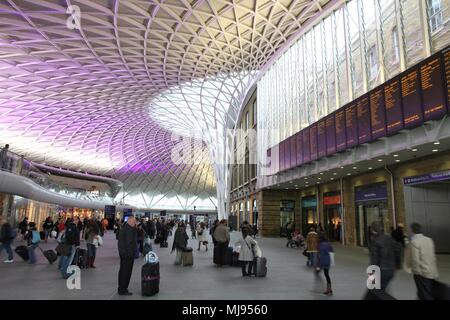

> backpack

[
  {"left": 65, "top": 225, "right": 78, "bottom": 245},
  {"left": 31, "top": 230, "right": 40, "bottom": 244}
]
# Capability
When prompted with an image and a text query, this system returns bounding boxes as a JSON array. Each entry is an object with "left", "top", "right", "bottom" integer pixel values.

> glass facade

[{"left": 257, "top": 0, "right": 450, "bottom": 175}]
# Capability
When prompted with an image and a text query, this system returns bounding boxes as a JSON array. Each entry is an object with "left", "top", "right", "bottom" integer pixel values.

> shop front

[
  {"left": 301, "top": 197, "right": 317, "bottom": 236},
  {"left": 323, "top": 193, "right": 342, "bottom": 242},
  {"left": 355, "top": 183, "right": 389, "bottom": 247},
  {"left": 280, "top": 200, "right": 295, "bottom": 237}
]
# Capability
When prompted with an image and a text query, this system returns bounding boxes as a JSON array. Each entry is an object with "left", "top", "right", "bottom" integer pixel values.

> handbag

[
  {"left": 302, "top": 249, "right": 309, "bottom": 257},
  {"left": 329, "top": 252, "right": 335, "bottom": 266},
  {"left": 55, "top": 243, "right": 71, "bottom": 256}
]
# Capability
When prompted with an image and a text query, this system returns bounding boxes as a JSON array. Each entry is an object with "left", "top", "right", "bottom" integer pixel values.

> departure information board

[
  {"left": 345, "top": 103, "right": 358, "bottom": 148},
  {"left": 290, "top": 135, "right": 297, "bottom": 169},
  {"left": 420, "top": 53, "right": 446, "bottom": 121},
  {"left": 384, "top": 77, "right": 404, "bottom": 135},
  {"left": 296, "top": 132, "right": 303, "bottom": 166},
  {"left": 445, "top": 48, "right": 450, "bottom": 110},
  {"left": 401, "top": 67, "right": 423, "bottom": 128},
  {"left": 357, "top": 95, "right": 371, "bottom": 144},
  {"left": 317, "top": 120, "right": 326, "bottom": 158},
  {"left": 267, "top": 46, "right": 450, "bottom": 175},
  {"left": 370, "top": 87, "right": 387, "bottom": 139},
  {"left": 335, "top": 109, "right": 346, "bottom": 151},
  {"left": 302, "top": 127, "right": 310, "bottom": 163},
  {"left": 310, "top": 124, "right": 318, "bottom": 161},
  {"left": 326, "top": 114, "right": 336, "bottom": 155}
]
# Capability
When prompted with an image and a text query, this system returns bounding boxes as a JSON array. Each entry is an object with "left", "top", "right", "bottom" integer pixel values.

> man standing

[
  {"left": 406, "top": 222, "right": 439, "bottom": 300},
  {"left": 213, "top": 219, "right": 230, "bottom": 266},
  {"left": 369, "top": 221, "right": 402, "bottom": 292},
  {"left": 117, "top": 216, "right": 137, "bottom": 295},
  {"left": 0, "top": 144, "right": 10, "bottom": 171},
  {"left": 305, "top": 227, "right": 319, "bottom": 268},
  {"left": 391, "top": 223, "right": 407, "bottom": 248}
]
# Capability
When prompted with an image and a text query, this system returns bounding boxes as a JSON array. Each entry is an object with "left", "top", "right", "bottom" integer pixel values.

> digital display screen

[
  {"left": 444, "top": 48, "right": 450, "bottom": 111},
  {"left": 345, "top": 103, "right": 358, "bottom": 148},
  {"left": 335, "top": 109, "right": 346, "bottom": 152},
  {"left": 296, "top": 132, "right": 303, "bottom": 166},
  {"left": 310, "top": 124, "right": 318, "bottom": 161},
  {"left": 284, "top": 139, "right": 291, "bottom": 170},
  {"left": 326, "top": 114, "right": 336, "bottom": 155},
  {"left": 370, "top": 87, "right": 386, "bottom": 139},
  {"left": 401, "top": 67, "right": 423, "bottom": 128},
  {"left": 357, "top": 95, "right": 371, "bottom": 144},
  {"left": 384, "top": 77, "right": 404, "bottom": 135},
  {"left": 420, "top": 54, "right": 446, "bottom": 121},
  {"left": 302, "top": 127, "right": 310, "bottom": 163},
  {"left": 290, "top": 135, "right": 297, "bottom": 169},
  {"left": 279, "top": 141, "right": 285, "bottom": 171},
  {"left": 317, "top": 120, "right": 326, "bottom": 158}
]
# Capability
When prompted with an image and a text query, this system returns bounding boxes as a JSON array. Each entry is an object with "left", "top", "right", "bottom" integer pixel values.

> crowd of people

[{"left": 0, "top": 213, "right": 445, "bottom": 300}]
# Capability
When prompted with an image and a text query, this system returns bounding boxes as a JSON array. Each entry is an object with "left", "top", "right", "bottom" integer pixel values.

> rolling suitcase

[
  {"left": 364, "top": 289, "right": 396, "bottom": 300},
  {"left": 141, "top": 261, "right": 160, "bottom": 296},
  {"left": 182, "top": 247, "right": 193, "bottom": 266},
  {"left": 254, "top": 257, "right": 267, "bottom": 277},
  {"left": 72, "top": 248, "right": 88, "bottom": 269},
  {"left": 39, "top": 247, "right": 57, "bottom": 264},
  {"left": 14, "top": 245, "right": 29, "bottom": 261},
  {"left": 213, "top": 245, "right": 220, "bottom": 265}
]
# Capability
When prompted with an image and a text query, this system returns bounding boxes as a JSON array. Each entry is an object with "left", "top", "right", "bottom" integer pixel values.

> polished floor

[{"left": 0, "top": 228, "right": 449, "bottom": 300}]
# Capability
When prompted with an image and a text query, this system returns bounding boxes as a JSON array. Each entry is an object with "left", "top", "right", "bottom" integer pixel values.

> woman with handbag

[
  {"left": 196, "top": 222, "right": 208, "bottom": 251},
  {"left": 86, "top": 219, "right": 100, "bottom": 268},
  {"left": 317, "top": 233, "right": 334, "bottom": 296},
  {"left": 234, "top": 228, "right": 257, "bottom": 277}
]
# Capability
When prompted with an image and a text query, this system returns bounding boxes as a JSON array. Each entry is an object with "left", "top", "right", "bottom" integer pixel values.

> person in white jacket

[
  {"left": 235, "top": 228, "right": 258, "bottom": 277},
  {"left": 405, "top": 222, "right": 439, "bottom": 300},
  {"left": 196, "top": 222, "right": 209, "bottom": 251}
]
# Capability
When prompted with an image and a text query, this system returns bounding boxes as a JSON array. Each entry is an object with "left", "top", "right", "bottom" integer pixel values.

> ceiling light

[
  {"left": 289, "top": 181, "right": 293, "bottom": 183},
  {"left": 368, "top": 167, "right": 373, "bottom": 170},
  {"left": 318, "top": 177, "right": 321, "bottom": 180},
  {"left": 412, "top": 148, "right": 418, "bottom": 152},
  {"left": 347, "top": 173, "right": 351, "bottom": 176},
  {"left": 320, "top": 172, "right": 324, "bottom": 175},
  {"left": 330, "top": 178, "right": 334, "bottom": 181},
  {"left": 393, "top": 154, "right": 399, "bottom": 157},
  {"left": 333, "top": 172, "right": 337, "bottom": 175},
  {"left": 304, "top": 177, "right": 308, "bottom": 180},
  {"left": 378, "top": 159, "right": 383, "bottom": 162},
  {"left": 353, "top": 166, "right": 357, "bottom": 170},
  {"left": 340, "top": 166, "right": 344, "bottom": 169},
  {"left": 395, "top": 159, "right": 400, "bottom": 162},
  {"left": 432, "top": 149, "right": 439, "bottom": 152},
  {"left": 434, "top": 141, "right": 440, "bottom": 145}
]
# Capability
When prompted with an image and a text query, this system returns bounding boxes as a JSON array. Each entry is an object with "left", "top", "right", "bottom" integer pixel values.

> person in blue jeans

[
  {"left": 0, "top": 219, "right": 14, "bottom": 263},
  {"left": 316, "top": 233, "right": 334, "bottom": 295},
  {"left": 24, "top": 222, "right": 40, "bottom": 264},
  {"left": 60, "top": 219, "right": 80, "bottom": 278}
]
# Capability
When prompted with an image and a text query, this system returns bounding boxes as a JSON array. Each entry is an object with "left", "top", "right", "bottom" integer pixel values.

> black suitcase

[
  {"left": 39, "top": 231, "right": 45, "bottom": 240},
  {"left": 213, "top": 245, "right": 220, "bottom": 265},
  {"left": 225, "top": 247, "right": 233, "bottom": 266},
  {"left": 154, "top": 235, "right": 161, "bottom": 244},
  {"left": 15, "top": 245, "right": 29, "bottom": 261},
  {"left": 160, "top": 241, "right": 168, "bottom": 248},
  {"left": 72, "top": 248, "right": 88, "bottom": 268},
  {"left": 39, "top": 247, "right": 57, "bottom": 264},
  {"left": 141, "top": 262, "right": 160, "bottom": 296}
]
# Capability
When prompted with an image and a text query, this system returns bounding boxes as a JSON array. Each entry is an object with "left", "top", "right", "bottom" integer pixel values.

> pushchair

[{"left": 286, "top": 232, "right": 304, "bottom": 248}]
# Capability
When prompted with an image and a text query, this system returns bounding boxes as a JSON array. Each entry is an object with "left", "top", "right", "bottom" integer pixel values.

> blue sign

[
  {"left": 404, "top": 169, "right": 450, "bottom": 185},
  {"left": 355, "top": 184, "right": 387, "bottom": 202},
  {"left": 302, "top": 198, "right": 317, "bottom": 208}
]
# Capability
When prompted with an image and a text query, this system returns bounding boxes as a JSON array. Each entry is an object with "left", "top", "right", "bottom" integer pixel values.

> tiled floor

[{"left": 0, "top": 229, "right": 449, "bottom": 300}]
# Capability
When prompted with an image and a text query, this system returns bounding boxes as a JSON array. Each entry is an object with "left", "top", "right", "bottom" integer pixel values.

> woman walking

[
  {"left": 172, "top": 223, "right": 188, "bottom": 265},
  {"left": 196, "top": 222, "right": 208, "bottom": 251},
  {"left": 317, "top": 233, "right": 334, "bottom": 296},
  {"left": 86, "top": 219, "right": 100, "bottom": 268},
  {"left": 234, "top": 228, "right": 257, "bottom": 277}
]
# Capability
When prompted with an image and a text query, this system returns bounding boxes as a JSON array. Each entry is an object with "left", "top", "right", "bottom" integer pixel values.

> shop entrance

[
  {"left": 323, "top": 193, "right": 342, "bottom": 242},
  {"left": 301, "top": 197, "right": 317, "bottom": 236},
  {"left": 355, "top": 183, "right": 388, "bottom": 247},
  {"left": 280, "top": 200, "right": 295, "bottom": 237}
]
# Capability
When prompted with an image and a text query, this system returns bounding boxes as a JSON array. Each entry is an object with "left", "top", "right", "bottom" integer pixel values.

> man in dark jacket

[
  {"left": 61, "top": 219, "right": 81, "bottom": 278},
  {"left": 117, "top": 216, "right": 137, "bottom": 295},
  {"left": 369, "top": 221, "right": 402, "bottom": 291},
  {"left": 0, "top": 219, "right": 14, "bottom": 263},
  {"left": 391, "top": 223, "right": 406, "bottom": 248}
]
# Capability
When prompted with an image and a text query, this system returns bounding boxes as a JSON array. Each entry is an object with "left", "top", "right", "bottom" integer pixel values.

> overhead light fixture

[
  {"left": 353, "top": 166, "right": 357, "bottom": 170},
  {"left": 333, "top": 172, "right": 337, "bottom": 175},
  {"left": 340, "top": 166, "right": 344, "bottom": 169},
  {"left": 320, "top": 172, "right": 324, "bottom": 175},
  {"left": 347, "top": 173, "right": 351, "bottom": 176},
  {"left": 434, "top": 141, "right": 440, "bottom": 145},
  {"left": 304, "top": 177, "right": 308, "bottom": 180},
  {"left": 412, "top": 148, "right": 418, "bottom": 152},
  {"left": 330, "top": 178, "right": 334, "bottom": 181},
  {"left": 289, "top": 181, "right": 293, "bottom": 183},
  {"left": 318, "top": 177, "right": 322, "bottom": 180},
  {"left": 393, "top": 154, "right": 399, "bottom": 157},
  {"left": 378, "top": 159, "right": 383, "bottom": 162},
  {"left": 368, "top": 167, "right": 373, "bottom": 170},
  {"left": 432, "top": 149, "right": 439, "bottom": 152},
  {"left": 395, "top": 159, "right": 400, "bottom": 162}
]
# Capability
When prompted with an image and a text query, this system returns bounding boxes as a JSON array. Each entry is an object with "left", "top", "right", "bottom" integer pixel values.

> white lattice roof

[{"left": 0, "top": 0, "right": 331, "bottom": 210}]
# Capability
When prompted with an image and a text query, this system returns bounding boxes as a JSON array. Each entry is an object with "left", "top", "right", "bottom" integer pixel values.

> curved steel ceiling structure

[{"left": 0, "top": 0, "right": 333, "bottom": 214}]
